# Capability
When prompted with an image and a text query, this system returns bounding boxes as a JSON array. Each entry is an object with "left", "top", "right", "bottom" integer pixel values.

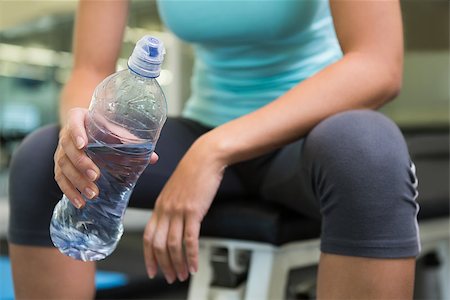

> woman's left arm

[
  {"left": 207, "top": 0, "right": 404, "bottom": 164},
  {"left": 144, "top": 0, "right": 403, "bottom": 283}
]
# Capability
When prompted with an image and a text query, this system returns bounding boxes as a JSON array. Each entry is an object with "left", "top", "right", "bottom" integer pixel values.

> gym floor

[{"left": 0, "top": 232, "right": 189, "bottom": 300}]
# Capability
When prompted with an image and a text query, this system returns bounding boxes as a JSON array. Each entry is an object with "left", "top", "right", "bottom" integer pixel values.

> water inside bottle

[{"left": 50, "top": 128, "right": 153, "bottom": 261}]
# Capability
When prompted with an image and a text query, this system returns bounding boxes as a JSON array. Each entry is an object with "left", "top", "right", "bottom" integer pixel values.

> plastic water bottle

[{"left": 50, "top": 36, "right": 167, "bottom": 261}]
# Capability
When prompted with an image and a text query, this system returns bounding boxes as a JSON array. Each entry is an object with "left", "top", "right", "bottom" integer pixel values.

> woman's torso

[{"left": 157, "top": 0, "right": 343, "bottom": 127}]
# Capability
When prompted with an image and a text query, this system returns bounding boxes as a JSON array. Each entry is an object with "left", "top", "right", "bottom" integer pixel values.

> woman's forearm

[
  {"left": 59, "top": 0, "right": 129, "bottom": 125},
  {"left": 203, "top": 52, "right": 402, "bottom": 166},
  {"left": 202, "top": 0, "right": 403, "bottom": 167}
]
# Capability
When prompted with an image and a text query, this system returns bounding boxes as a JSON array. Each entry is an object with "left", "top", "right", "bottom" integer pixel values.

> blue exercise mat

[{"left": 0, "top": 256, "right": 128, "bottom": 300}]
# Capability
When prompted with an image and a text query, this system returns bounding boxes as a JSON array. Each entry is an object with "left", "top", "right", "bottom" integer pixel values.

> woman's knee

[
  {"left": 304, "top": 109, "right": 411, "bottom": 179},
  {"left": 303, "top": 110, "right": 420, "bottom": 258}
]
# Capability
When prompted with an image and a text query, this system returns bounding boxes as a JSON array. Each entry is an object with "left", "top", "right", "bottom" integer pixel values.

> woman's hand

[
  {"left": 54, "top": 107, "right": 158, "bottom": 208},
  {"left": 54, "top": 108, "right": 99, "bottom": 208},
  {"left": 143, "top": 136, "right": 226, "bottom": 283}
]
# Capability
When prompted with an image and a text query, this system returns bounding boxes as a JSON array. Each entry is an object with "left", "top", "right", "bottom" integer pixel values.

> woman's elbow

[{"left": 381, "top": 64, "right": 403, "bottom": 104}]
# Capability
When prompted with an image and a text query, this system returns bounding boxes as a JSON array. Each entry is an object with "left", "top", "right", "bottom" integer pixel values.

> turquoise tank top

[{"left": 157, "top": 0, "right": 343, "bottom": 127}]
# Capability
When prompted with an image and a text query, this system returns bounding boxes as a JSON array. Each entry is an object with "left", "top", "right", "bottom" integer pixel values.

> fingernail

[
  {"left": 189, "top": 266, "right": 197, "bottom": 275},
  {"left": 76, "top": 137, "right": 85, "bottom": 149},
  {"left": 84, "top": 187, "right": 96, "bottom": 199},
  {"left": 73, "top": 198, "right": 83, "bottom": 209},
  {"left": 147, "top": 269, "right": 156, "bottom": 279},
  {"left": 165, "top": 275, "right": 175, "bottom": 284},
  {"left": 86, "top": 169, "right": 97, "bottom": 181}
]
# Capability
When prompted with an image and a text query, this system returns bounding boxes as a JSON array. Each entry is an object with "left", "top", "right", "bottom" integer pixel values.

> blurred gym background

[{"left": 0, "top": 1, "right": 448, "bottom": 299}]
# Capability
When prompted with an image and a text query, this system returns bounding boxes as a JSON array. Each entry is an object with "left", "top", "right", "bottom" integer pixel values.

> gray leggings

[{"left": 8, "top": 110, "right": 420, "bottom": 258}]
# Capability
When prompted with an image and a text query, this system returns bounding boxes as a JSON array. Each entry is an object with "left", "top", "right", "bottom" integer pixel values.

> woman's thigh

[
  {"left": 7, "top": 117, "right": 244, "bottom": 247},
  {"left": 260, "top": 110, "right": 420, "bottom": 258}
]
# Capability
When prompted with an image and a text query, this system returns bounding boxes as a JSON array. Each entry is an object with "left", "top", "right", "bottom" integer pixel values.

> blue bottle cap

[{"left": 128, "top": 36, "right": 165, "bottom": 78}]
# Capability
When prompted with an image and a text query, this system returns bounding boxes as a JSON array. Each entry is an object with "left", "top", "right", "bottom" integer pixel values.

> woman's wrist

[
  {"left": 59, "top": 69, "right": 111, "bottom": 125},
  {"left": 195, "top": 129, "right": 235, "bottom": 169},
  {"left": 196, "top": 115, "right": 279, "bottom": 168}
]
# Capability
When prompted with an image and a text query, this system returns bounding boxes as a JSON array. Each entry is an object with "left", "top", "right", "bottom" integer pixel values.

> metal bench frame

[{"left": 188, "top": 217, "right": 450, "bottom": 300}]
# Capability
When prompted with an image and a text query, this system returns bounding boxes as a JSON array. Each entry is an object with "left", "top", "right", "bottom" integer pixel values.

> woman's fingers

[
  {"left": 54, "top": 108, "right": 100, "bottom": 202},
  {"left": 56, "top": 129, "right": 99, "bottom": 201},
  {"left": 53, "top": 169, "right": 85, "bottom": 208},
  {"left": 143, "top": 216, "right": 159, "bottom": 278},
  {"left": 55, "top": 152, "right": 98, "bottom": 200},
  {"left": 184, "top": 216, "right": 200, "bottom": 274},
  {"left": 60, "top": 133, "right": 99, "bottom": 182},
  {"left": 143, "top": 211, "right": 201, "bottom": 283},
  {"left": 168, "top": 217, "right": 189, "bottom": 281},
  {"left": 142, "top": 141, "right": 223, "bottom": 284},
  {"left": 60, "top": 111, "right": 100, "bottom": 181},
  {"left": 152, "top": 216, "right": 177, "bottom": 284},
  {"left": 149, "top": 152, "right": 159, "bottom": 165},
  {"left": 67, "top": 108, "right": 89, "bottom": 150}
]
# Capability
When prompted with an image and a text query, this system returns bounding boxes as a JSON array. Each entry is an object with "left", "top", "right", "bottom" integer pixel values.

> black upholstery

[
  {"left": 201, "top": 200, "right": 321, "bottom": 246},
  {"left": 200, "top": 129, "right": 449, "bottom": 245}
]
